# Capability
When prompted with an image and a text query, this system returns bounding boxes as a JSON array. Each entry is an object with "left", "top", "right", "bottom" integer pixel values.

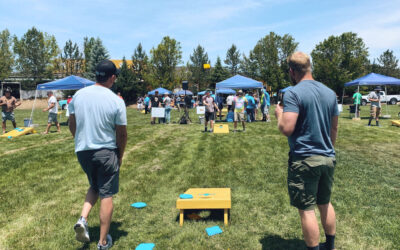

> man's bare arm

[
  {"left": 69, "top": 114, "right": 76, "bottom": 137},
  {"left": 116, "top": 125, "right": 127, "bottom": 166},
  {"left": 330, "top": 116, "right": 338, "bottom": 146}
]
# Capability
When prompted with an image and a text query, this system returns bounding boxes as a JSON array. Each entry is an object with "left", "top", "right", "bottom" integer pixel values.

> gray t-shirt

[
  {"left": 283, "top": 80, "right": 339, "bottom": 157},
  {"left": 367, "top": 91, "right": 381, "bottom": 107}
]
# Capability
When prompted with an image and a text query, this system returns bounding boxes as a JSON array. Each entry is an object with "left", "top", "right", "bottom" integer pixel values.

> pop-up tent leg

[{"left": 28, "top": 90, "right": 37, "bottom": 127}]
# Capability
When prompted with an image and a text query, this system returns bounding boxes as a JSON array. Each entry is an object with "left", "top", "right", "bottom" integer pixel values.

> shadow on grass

[
  {"left": 77, "top": 222, "right": 128, "bottom": 250},
  {"left": 259, "top": 234, "right": 305, "bottom": 250},
  {"left": 175, "top": 209, "right": 230, "bottom": 224}
]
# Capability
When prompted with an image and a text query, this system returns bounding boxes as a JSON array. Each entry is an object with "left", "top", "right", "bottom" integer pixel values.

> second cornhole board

[
  {"left": 176, "top": 188, "right": 231, "bottom": 226},
  {"left": 213, "top": 124, "right": 229, "bottom": 134},
  {"left": 391, "top": 120, "right": 400, "bottom": 127}
]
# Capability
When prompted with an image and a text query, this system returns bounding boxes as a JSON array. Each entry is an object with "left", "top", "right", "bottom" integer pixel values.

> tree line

[{"left": 0, "top": 27, "right": 399, "bottom": 102}]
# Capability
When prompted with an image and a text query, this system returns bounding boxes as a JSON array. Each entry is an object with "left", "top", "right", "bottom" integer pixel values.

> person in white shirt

[
  {"left": 226, "top": 94, "right": 234, "bottom": 112},
  {"left": 42, "top": 91, "right": 60, "bottom": 134}
]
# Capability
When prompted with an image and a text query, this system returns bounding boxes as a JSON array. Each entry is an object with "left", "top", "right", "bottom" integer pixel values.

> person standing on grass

[
  {"left": 275, "top": 52, "right": 339, "bottom": 250},
  {"left": 0, "top": 87, "right": 21, "bottom": 134},
  {"left": 202, "top": 90, "right": 219, "bottom": 132},
  {"left": 149, "top": 91, "right": 161, "bottom": 124},
  {"left": 144, "top": 94, "right": 150, "bottom": 114},
  {"left": 261, "top": 87, "right": 271, "bottom": 122},
  {"left": 163, "top": 93, "right": 172, "bottom": 124},
  {"left": 367, "top": 86, "right": 382, "bottom": 126},
  {"left": 245, "top": 92, "right": 256, "bottom": 122},
  {"left": 42, "top": 91, "right": 61, "bottom": 134},
  {"left": 226, "top": 94, "right": 234, "bottom": 112},
  {"left": 352, "top": 89, "right": 362, "bottom": 118},
  {"left": 68, "top": 59, "right": 127, "bottom": 250},
  {"left": 233, "top": 90, "right": 247, "bottom": 132}
]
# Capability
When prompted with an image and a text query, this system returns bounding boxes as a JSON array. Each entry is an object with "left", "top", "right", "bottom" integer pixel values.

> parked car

[
  {"left": 361, "top": 91, "right": 400, "bottom": 105},
  {"left": 59, "top": 99, "right": 67, "bottom": 110}
]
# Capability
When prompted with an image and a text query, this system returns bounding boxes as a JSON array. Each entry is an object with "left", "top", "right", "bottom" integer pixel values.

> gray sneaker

[
  {"left": 74, "top": 217, "right": 90, "bottom": 243},
  {"left": 97, "top": 234, "right": 112, "bottom": 250}
]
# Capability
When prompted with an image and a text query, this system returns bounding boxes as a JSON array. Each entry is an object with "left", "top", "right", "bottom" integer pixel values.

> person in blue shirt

[
  {"left": 261, "top": 87, "right": 271, "bottom": 122},
  {"left": 245, "top": 92, "right": 256, "bottom": 122},
  {"left": 144, "top": 94, "right": 150, "bottom": 114},
  {"left": 275, "top": 52, "right": 338, "bottom": 250}
]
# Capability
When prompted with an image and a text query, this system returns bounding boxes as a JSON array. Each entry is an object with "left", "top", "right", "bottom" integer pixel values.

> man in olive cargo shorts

[{"left": 275, "top": 52, "right": 339, "bottom": 250}]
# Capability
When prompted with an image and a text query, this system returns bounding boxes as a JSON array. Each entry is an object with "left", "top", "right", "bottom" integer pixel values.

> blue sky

[{"left": 1, "top": 0, "right": 399, "bottom": 65}]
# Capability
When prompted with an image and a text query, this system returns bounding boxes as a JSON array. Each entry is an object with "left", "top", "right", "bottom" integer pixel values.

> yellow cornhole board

[
  {"left": 391, "top": 120, "right": 400, "bottom": 127},
  {"left": 213, "top": 124, "right": 229, "bottom": 134},
  {"left": 176, "top": 188, "right": 231, "bottom": 226},
  {"left": 1, "top": 127, "right": 37, "bottom": 138}
]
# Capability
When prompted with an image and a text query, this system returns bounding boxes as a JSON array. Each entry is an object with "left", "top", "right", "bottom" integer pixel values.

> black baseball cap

[{"left": 95, "top": 60, "right": 119, "bottom": 78}]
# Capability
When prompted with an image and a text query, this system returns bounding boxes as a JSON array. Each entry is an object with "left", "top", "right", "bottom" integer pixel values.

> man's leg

[
  {"left": 375, "top": 108, "right": 380, "bottom": 126},
  {"left": 242, "top": 121, "right": 246, "bottom": 131},
  {"left": 2, "top": 121, "right": 6, "bottom": 133},
  {"left": 56, "top": 122, "right": 61, "bottom": 132},
  {"left": 318, "top": 203, "right": 336, "bottom": 235},
  {"left": 210, "top": 120, "right": 214, "bottom": 131},
  {"left": 299, "top": 209, "right": 320, "bottom": 248},
  {"left": 81, "top": 187, "right": 99, "bottom": 220},
  {"left": 99, "top": 196, "right": 113, "bottom": 246},
  {"left": 318, "top": 203, "right": 336, "bottom": 250},
  {"left": 12, "top": 121, "right": 17, "bottom": 128},
  {"left": 234, "top": 121, "right": 237, "bottom": 130},
  {"left": 44, "top": 123, "right": 52, "bottom": 134}
]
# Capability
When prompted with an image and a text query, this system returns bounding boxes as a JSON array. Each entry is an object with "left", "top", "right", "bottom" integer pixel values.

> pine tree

[
  {"left": 224, "top": 44, "right": 240, "bottom": 76},
  {"left": 132, "top": 43, "right": 150, "bottom": 95},
  {"left": 84, "top": 38, "right": 109, "bottom": 80},
  {"left": 210, "top": 57, "right": 229, "bottom": 89},
  {"left": 113, "top": 57, "right": 136, "bottom": 102},
  {"left": 0, "top": 29, "right": 14, "bottom": 81},
  {"left": 60, "top": 39, "right": 83, "bottom": 76},
  {"left": 188, "top": 45, "right": 209, "bottom": 92}
]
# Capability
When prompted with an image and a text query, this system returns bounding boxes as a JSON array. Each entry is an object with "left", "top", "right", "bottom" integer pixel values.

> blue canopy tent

[
  {"left": 343, "top": 73, "right": 400, "bottom": 118},
  {"left": 198, "top": 90, "right": 212, "bottom": 95},
  {"left": 175, "top": 90, "right": 193, "bottom": 96},
  {"left": 216, "top": 88, "right": 236, "bottom": 95},
  {"left": 29, "top": 75, "right": 95, "bottom": 126},
  {"left": 344, "top": 73, "right": 400, "bottom": 87},
  {"left": 36, "top": 75, "right": 95, "bottom": 90},
  {"left": 216, "top": 74, "right": 263, "bottom": 89},
  {"left": 148, "top": 87, "right": 172, "bottom": 96}
]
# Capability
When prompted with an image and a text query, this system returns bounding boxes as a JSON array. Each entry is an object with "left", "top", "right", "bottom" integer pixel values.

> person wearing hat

[
  {"left": 367, "top": 86, "right": 382, "bottom": 126},
  {"left": 0, "top": 87, "right": 21, "bottom": 134},
  {"left": 233, "top": 90, "right": 248, "bottom": 132},
  {"left": 68, "top": 59, "right": 127, "bottom": 250},
  {"left": 202, "top": 90, "right": 219, "bottom": 132}
]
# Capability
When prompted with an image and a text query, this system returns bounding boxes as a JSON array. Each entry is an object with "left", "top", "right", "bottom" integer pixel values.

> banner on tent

[
  {"left": 151, "top": 108, "right": 165, "bottom": 118},
  {"left": 197, "top": 106, "right": 205, "bottom": 114}
]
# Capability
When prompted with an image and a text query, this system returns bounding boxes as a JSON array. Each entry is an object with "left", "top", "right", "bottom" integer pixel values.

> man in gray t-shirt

[
  {"left": 367, "top": 86, "right": 382, "bottom": 126},
  {"left": 275, "top": 52, "right": 338, "bottom": 250}
]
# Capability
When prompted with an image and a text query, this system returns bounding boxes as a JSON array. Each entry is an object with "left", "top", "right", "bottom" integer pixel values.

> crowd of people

[{"left": 133, "top": 87, "right": 272, "bottom": 128}]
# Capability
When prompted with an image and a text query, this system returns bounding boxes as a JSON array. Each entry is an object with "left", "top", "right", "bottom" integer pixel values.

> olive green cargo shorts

[{"left": 287, "top": 154, "right": 336, "bottom": 210}]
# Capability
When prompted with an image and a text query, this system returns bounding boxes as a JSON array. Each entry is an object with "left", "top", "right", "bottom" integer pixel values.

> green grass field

[{"left": 1, "top": 105, "right": 399, "bottom": 249}]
